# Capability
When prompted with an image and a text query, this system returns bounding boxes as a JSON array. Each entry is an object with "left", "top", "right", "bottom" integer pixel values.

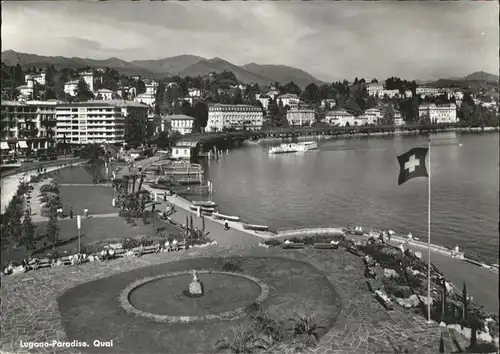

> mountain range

[
  {"left": 1, "top": 50, "right": 324, "bottom": 88},
  {"left": 2, "top": 50, "right": 498, "bottom": 87}
]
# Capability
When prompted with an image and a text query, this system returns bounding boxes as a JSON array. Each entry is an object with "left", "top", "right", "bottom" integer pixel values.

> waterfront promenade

[{"left": 122, "top": 156, "right": 498, "bottom": 314}]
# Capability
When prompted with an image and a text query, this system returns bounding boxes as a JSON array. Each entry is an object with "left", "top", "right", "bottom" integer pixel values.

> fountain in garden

[{"left": 187, "top": 270, "right": 203, "bottom": 297}]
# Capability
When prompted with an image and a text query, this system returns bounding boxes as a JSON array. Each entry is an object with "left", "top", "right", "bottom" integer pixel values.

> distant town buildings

[
  {"left": 64, "top": 80, "right": 79, "bottom": 96},
  {"left": 256, "top": 95, "right": 270, "bottom": 110},
  {"left": 25, "top": 72, "right": 46, "bottom": 86},
  {"left": 206, "top": 104, "right": 263, "bottom": 132},
  {"left": 418, "top": 103, "right": 457, "bottom": 123},
  {"left": 416, "top": 87, "right": 441, "bottom": 97},
  {"left": 286, "top": 109, "right": 315, "bottom": 127},
  {"left": 325, "top": 110, "right": 355, "bottom": 126},
  {"left": 134, "top": 93, "right": 156, "bottom": 107},
  {"left": 367, "top": 83, "right": 384, "bottom": 96},
  {"left": 168, "top": 114, "right": 196, "bottom": 135},
  {"left": 55, "top": 100, "right": 148, "bottom": 144}
]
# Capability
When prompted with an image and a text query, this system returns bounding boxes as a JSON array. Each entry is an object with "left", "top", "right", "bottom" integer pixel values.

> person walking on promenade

[
  {"left": 84, "top": 207, "right": 89, "bottom": 218},
  {"left": 69, "top": 207, "right": 74, "bottom": 219},
  {"left": 163, "top": 192, "right": 167, "bottom": 201}
]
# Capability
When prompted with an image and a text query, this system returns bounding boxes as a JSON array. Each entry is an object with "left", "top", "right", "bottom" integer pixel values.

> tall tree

[
  {"left": 75, "top": 78, "right": 94, "bottom": 102},
  {"left": 191, "top": 102, "right": 209, "bottom": 128},
  {"left": 46, "top": 214, "right": 60, "bottom": 250},
  {"left": 301, "top": 83, "right": 320, "bottom": 104},
  {"left": 180, "top": 100, "right": 192, "bottom": 116},
  {"left": 231, "top": 88, "right": 243, "bottom": 104},
  {"left": 22, "top": 212, "right": 36, "bottom": 258}
]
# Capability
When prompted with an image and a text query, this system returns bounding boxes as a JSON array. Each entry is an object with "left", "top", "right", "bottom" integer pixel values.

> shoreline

[
  {"left": 132, "top": 155, "right": 498, "bottom": 272},
  {"left": 255, "top": 126, "right": 499, "bottom": 143}
]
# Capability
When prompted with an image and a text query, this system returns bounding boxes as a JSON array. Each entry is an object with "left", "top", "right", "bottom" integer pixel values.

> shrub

[
  {"left": 222, "top": 258, "right": 244, "bottom": 273},
  {"left": 264, "top": 239, "right": 282, "bottom": 246},
  {"left": 288, "top": 314, "right": 325, "bottom": 343}
]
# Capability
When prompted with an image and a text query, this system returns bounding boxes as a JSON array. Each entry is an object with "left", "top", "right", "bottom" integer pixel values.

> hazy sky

[{"left": 2, "top": 1, "right": 498, "bottom": 81}]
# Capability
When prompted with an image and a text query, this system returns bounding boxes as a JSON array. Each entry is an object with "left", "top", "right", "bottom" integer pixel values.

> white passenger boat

[
  {"left": 269, "top": 141, "right": 318, "bottom": 155},
  {"left": 212, "top": 212, "right": 240, "bottom": 222}
]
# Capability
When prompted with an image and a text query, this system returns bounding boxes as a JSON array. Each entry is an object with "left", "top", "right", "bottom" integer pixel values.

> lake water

[{"left": 200, "top": 132, "right": 499, "bottom": 264}]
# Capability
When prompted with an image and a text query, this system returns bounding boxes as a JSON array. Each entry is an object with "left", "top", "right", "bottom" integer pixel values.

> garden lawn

[
  {"left": 33, "top": 217, "right": 157, "bottom": 257},
  {"left": 59, "top": 185, "right": 115, "bottom": 216},
  {"left": 58, "top": 257, "right": 341, "bottom": 354}
]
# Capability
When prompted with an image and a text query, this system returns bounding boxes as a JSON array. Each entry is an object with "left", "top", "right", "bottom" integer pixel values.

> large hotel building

[
  {"left": 1, "top": 100, "right": 59, "bottom": 152},
  {"left": 206, "top": 104, "right": 263, "bottom": 132},
  {"left": 55, "top": 100, "right": 148, "bottom": 144}
]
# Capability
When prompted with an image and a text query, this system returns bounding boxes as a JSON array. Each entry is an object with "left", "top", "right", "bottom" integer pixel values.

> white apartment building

[
  {"left": 95, "top": 89, "right": 114, "bottom": 100},
  {"left": 257, "top": 95, "right": 270, "bottom": 110},
  {"left": 286, "top": 109, "right": 315, "bottom": 127},
  {"left": 363, "top": 108, "right": 383, "bottom": 125},
  {"left": 145, "top": 82, "right": 158, "bottom": 96},
  {"left": 367, "top": 83, "right": 384, "bottom": 97},
  {"left": 416, "top": 87, "right": 441, "bottom": 97},
  {"left": 134, "top": 93, "right": 156, "bottom": 107},
  {"left": 206, "top": 104, "right": 263, "bottom": 132},
  {"left": 168, "top": 114, "right": 196, "bottom": 135},
  {"left": 17, "top": 84, "right": 34, "bottom": 99},
  {"left": 25, "top": 72, "right": 46, "bottom": 86},
  {"left": 277, "top": 93, "right": 300, "bottom": 110},
  {"left": 418, "top": 103, "right": 457, "bottom": 123},
  {"left": 55, "top": 100, "right": 148, "bottom": 144},
  {"left": 381, "top": 89, "right": 400, "bottom": 98},
  {"left": 64, "top": 80, "right": 79, "bottom": 96},
  {"left": 1, "top": 100, "right": 59, "bottom": 150},
  {"left": 325, "top": 110, "right": 356, "bottom": 126}
]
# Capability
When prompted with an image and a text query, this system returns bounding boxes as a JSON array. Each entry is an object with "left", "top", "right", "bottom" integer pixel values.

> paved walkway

[{"left": 0, "top": 245, "right": 441, "bottom": 354}]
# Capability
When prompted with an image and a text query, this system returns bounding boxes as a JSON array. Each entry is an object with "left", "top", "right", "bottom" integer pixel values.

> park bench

[
  {"left": 313, "top": 243, "right": 339, "bottom": 250},
  {"left": 30, "top": 258, "right": 52, "bottom": 270},
  {"left": 282, "top": 242, "right": 305, "bottom": 249}
]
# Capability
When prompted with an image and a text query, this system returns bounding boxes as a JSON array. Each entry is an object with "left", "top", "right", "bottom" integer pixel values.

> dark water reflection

[{"left": 199, "top": 132, "right": 499, "bottom": 264}]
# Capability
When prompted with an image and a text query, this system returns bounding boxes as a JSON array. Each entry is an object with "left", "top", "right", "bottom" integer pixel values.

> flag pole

[{"left": 427, "top": 139, "right": 432, "bottom": 323}]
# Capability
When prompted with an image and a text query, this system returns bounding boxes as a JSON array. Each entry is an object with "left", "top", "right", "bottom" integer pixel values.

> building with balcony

[
  {"left": 206, "top": 104, "right": 263, "bottom": 132},
  {"left": 418, "top": 103, "right": 457, "bottom": 123},
  {"left": 168, "top": 114, "right": 196, "bottom": 135},
  {"left": 367, "top": 83, "right": 384, "bottom": 96},
  {"left": 277, "top": 93, "right": 300, "bottom": 110},
  {"left": 81, "top": 71, "right": 94, "bottom": 92},
  {"left": 1, "top": 100, "right": 59, "bottom": 151},
  {"left": 55, "top": 100, "right": 148, "bottom": 145},
  {"left": 286, "top": 109, "right": 315, "bottom": 127}
]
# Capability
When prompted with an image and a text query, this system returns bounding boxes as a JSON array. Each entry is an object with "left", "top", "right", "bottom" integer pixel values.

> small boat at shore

[
  {"left": 243, "top": 224, "right": 269, "bottom": 231},
  {"left": 212, "top": 212, "right": 240, "bottom": 222},
  {"left": 189, "top": 205, "right": 216, "bottom": 213},
  {"left": 178, "top": 178, "right": 202, "bottom": 185},
  {"left": 192, "top": 201, "right": 218, "bottom": 208}
]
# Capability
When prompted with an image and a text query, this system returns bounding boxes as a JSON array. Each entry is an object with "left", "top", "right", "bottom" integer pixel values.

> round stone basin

[{"left": 127, "top": 272, "right": 263, "bottom": 317}]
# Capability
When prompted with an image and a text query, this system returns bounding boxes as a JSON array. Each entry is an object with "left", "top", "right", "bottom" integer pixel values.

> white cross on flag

[{"left": 397, "top": 147, "right": 429, "bottom": 185}]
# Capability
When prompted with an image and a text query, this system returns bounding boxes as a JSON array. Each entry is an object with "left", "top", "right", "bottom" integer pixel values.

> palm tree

[{"left": 288, "top": 314, "right": 324, "bottom": 343}]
